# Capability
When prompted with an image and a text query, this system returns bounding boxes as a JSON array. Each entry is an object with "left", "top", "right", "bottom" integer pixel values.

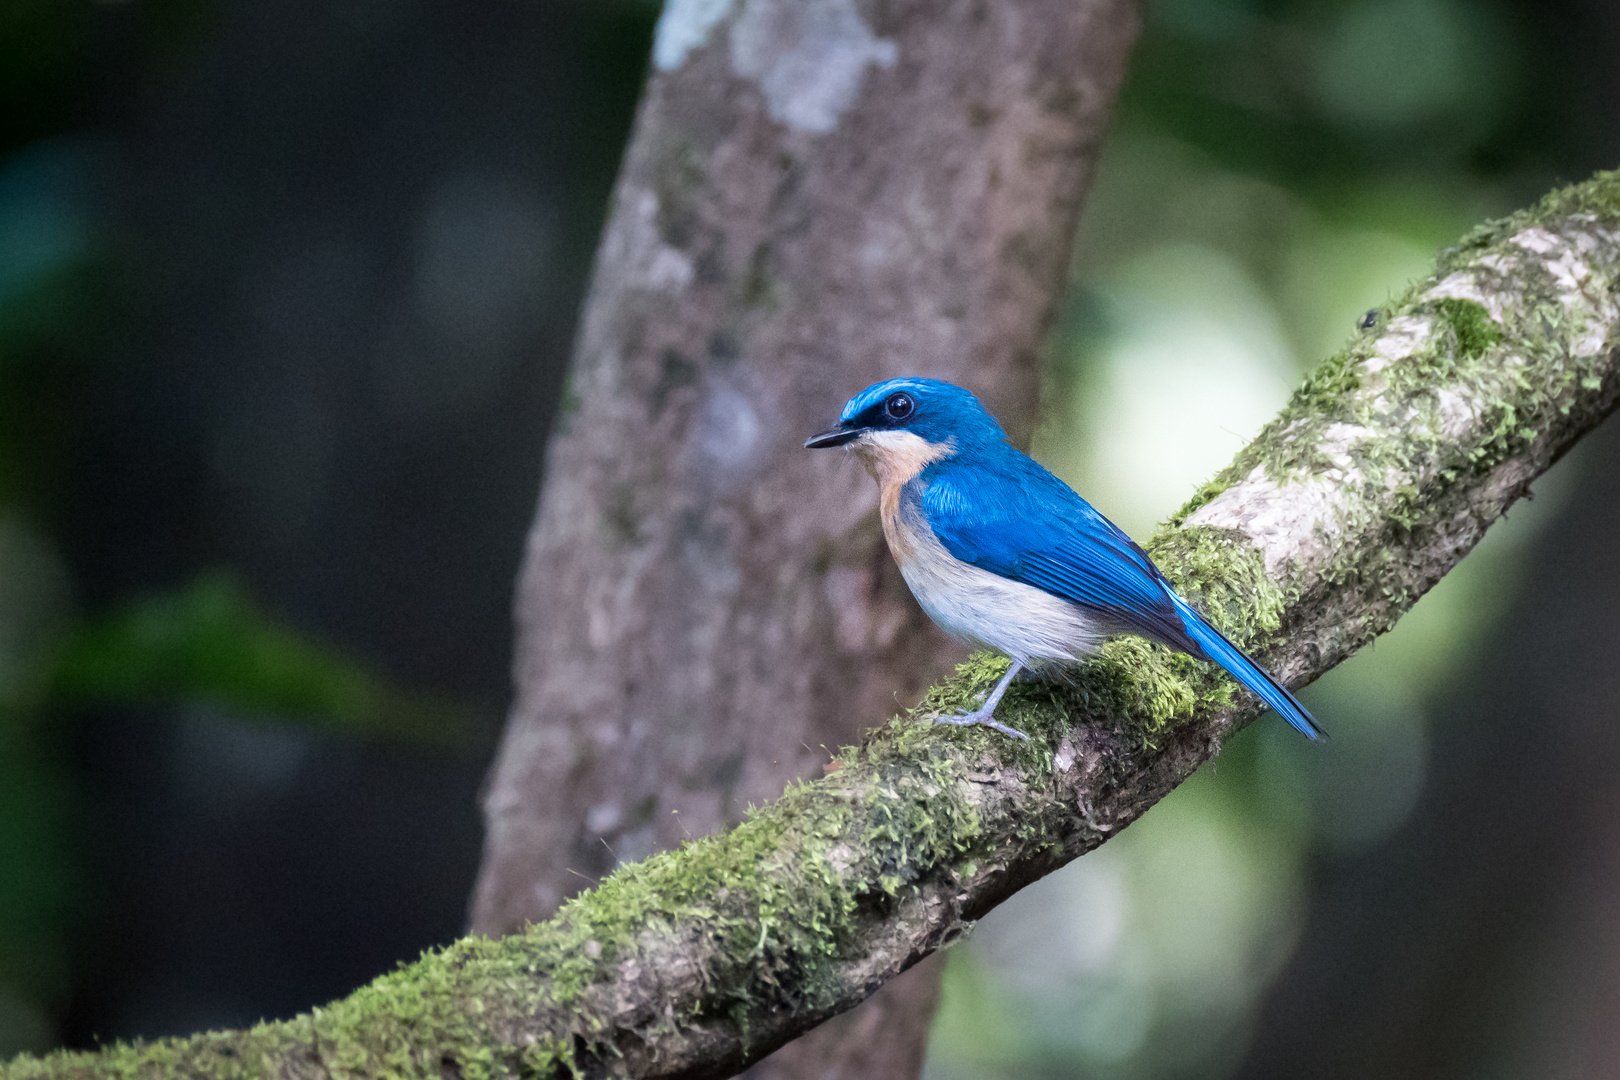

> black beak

[{"left": 804, "top": 426, "right": 862, "bottom": 449}]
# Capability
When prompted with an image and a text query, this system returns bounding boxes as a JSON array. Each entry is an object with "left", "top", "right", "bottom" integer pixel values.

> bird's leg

[{"left": 934, "top": 659, "right": 1030, "bottom": 740}]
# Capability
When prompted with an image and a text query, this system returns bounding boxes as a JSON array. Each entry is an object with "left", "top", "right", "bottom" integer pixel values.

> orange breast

[
  {"left": 879, "top": 480, "right": 915, "bottom": 561},
  {"left": 857, "top": 431, "right": 951, "bottom": 567}
]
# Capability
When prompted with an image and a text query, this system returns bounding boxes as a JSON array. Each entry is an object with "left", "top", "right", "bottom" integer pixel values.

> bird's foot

[
  {"left": 929, "top": 658, "right": 1030, "bottom": 739},
  {"left": 933, "top": 707, "right": 1029, "bottom": 741}
]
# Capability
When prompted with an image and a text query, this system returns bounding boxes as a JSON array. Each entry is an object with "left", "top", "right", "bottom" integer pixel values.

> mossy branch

[{"left": 10, "top": 170, "right": 1620, "bottom": 1080}]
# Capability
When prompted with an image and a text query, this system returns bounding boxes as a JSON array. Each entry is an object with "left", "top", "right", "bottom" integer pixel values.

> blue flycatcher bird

[{"left": 805, "top": 377, "right": 1322, "bottom": 741}]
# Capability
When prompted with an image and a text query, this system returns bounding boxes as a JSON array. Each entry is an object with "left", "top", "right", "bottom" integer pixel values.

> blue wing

[
  {"left": 918, "top": 454, "right": 1198, "bottom": 653},
  {"left": 917, "top": 452, "right": 1324, "bottom": 740}
]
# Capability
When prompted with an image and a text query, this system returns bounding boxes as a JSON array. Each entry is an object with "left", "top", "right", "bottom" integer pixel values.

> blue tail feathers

[{"left": 1172, "top": 597, "right": 1325, "bottom": 740}]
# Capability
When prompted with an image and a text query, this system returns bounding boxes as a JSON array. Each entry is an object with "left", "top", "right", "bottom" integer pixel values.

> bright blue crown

[{"left": 839, "top": 378, "right": 1007, "bottom": 447}]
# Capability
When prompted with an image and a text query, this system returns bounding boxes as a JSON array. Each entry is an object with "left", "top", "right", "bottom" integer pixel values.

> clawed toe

[
  {"left": 932, "top": 710, "right": 1029, "bottom": 740},
  {"left": 932, "top": 712, "right": 980, "bottom": 727}
]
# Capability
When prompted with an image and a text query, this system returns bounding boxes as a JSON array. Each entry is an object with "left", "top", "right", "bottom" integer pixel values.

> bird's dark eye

[{"left": 883, "top": 392, "right": 915, "bottom": 422}]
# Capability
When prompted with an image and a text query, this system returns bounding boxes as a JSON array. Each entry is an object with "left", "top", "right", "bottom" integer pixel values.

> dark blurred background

[
  {"left": 2, "top": 0, "right": 1619, "bottom": 1076},
  {"left": 0, "top": 0, "right": 654, "bottom": 1049}
]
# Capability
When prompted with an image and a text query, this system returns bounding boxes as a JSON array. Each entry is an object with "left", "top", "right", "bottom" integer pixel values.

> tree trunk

[{"left": 469, "top": 2, "right": 1138, "bottom": 1075}]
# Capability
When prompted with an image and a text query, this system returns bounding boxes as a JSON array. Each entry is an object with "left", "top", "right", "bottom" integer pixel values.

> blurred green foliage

[
  {"left": 51, "top": 573, "right": 477, "bottom": 746},
  {"left": 0, "top": 130, "right": 100, "bottom": 1061},
  {"left": 0, "top": 6, "right": 478, "bottom": 1056}
]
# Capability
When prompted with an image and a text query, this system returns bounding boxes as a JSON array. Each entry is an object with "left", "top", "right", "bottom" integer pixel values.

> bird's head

[{"left": 804, "top": 377, "right": 1005, "bottom": 481}]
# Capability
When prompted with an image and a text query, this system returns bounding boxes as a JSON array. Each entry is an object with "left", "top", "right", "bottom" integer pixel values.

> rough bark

[
  {"left": 469, "top": 2, "right": 1138, "bottom": 1076},
  {"left": 11, "top": 172, "right": 1620, "bottom": 1080}
]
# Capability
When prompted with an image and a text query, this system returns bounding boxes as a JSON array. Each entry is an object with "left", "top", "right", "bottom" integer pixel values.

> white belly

[{"left": 893, "top": 506, "right": 1105, "bottom": 665}]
